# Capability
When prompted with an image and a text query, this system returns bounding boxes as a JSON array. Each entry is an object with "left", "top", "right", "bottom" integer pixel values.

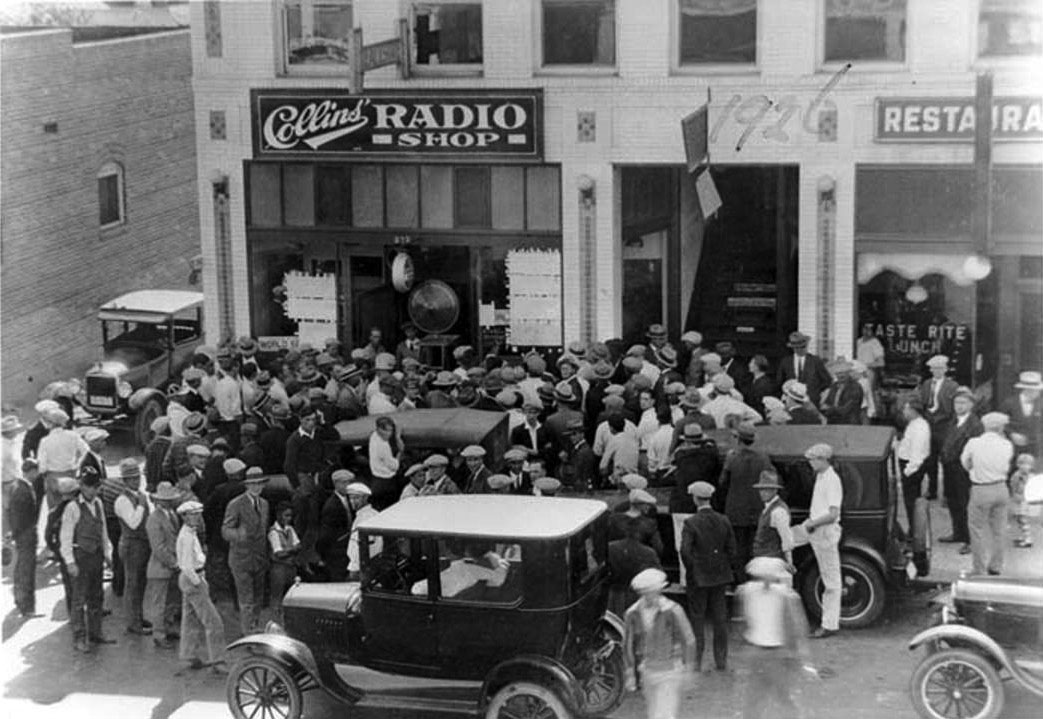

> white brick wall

[{"left": 191, "top": 0, "right": 1043, "bottom": 350}]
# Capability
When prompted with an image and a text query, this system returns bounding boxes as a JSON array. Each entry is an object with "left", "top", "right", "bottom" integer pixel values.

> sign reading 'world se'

[{"left": 251, "top": 89, "right": 543, "bottom": 160}]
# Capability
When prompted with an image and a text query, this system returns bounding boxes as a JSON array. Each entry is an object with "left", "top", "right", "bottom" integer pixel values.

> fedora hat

[
  {"left": 655, "top": 346, "right": 678, "bottom": 369},
  {"left": 784, "top": 382, "right": 809, "bottom": 404},
  {"left": 554, "top": 382, "right": 578, "bottom": 404},
  {"left": 752, "top": 470, "right": 784, "bottom": 490},
  {"left": 646, "top": 323, "right": 667, "bottom": 339},
  {"left": 1014, "top": 371, "right": 1043, "bottom": 391},
  {"left": 787, "top": 331, "right": 810, "bottom": 349},
  {"left": 238, "top": 336, "right": 258, "bottom": 356},
  {"left": 432, "top": 371, "right": 458, "bottom": 388},
  {"left": 150, "top": 482, "right": 182, "bottom": 501},
  {"left": 591, "top": 359, "right": 614, "bottom": 379}
]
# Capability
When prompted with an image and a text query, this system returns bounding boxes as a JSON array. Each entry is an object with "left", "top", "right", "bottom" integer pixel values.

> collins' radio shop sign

[
  {"left": 251, "top": 89, "right": 542, "bottom": 161},
  {"left": 875, "top": 96, "right": 1043, "bottom": 142}
]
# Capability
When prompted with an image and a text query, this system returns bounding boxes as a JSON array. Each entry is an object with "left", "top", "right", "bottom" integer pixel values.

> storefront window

[
  {"left": 858, "top": 262, "right": 975, "bottom": 391},
  {"left": 678, "top": 0, "right": 757, "bottom": 65},
  {"left": 250, "top": 242, "right": 304, "bottom": 338},
  {"left": 978, "top": 0, "right": 1042, "bottom": 57},
  {"left": 824, "top": 0, "right": 906, "bottom": 63},
  {"left": 542, "top": 0, "right": 615, "bottom": 66},
  {"left": 283, "top": 0, "right": 353, "bottom": 71},
  {"left": 412, "top": 2, "right": 483, "bottom": 68}
]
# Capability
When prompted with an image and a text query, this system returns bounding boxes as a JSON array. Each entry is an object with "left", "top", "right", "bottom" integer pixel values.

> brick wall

[{"left": 1, "top": 28, "right": 200, "bottom": 413}]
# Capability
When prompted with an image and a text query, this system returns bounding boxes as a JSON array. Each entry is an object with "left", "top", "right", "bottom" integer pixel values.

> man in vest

[
  {"left": 114, "top": 459, "right": 152, "bottom": 635},
  {"left": 222, "top": 469, "right": 270, "bottom": 635},
  {"left": 60, "top": 466, "right": 114, "bottom": 653},
  {"left": 751, "top": 470, "right": 795, "bottom": 576}
]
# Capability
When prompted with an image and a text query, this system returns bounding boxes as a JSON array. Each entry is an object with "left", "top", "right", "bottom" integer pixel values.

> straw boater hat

[
  {"left": 238, "top": 337, "right": 258, "bottom": 357},
  {"left": 244, "top": 467, "right": 268, "bottom": 483},
  {"left": 150, "top": 482, "right": 182, "bottom": 502},
  {"left": 646, "top": 324, "right": 667, "bottom": 340},
  {"left": 432, "top": 371, "right": 458, "bottom": 388},
  {"left": 1014, "top": 371, "right": 1043, "bottom": 391},
  {"left": 554, "top": 383, "right": 578, "bottom": 404},
  {"left": 784, "top": 382, "right": 809, "bottom": 404},
  {"left": 590, "top": 359, "right": 614, "bottom": 380},
  {"left": 680, "top": 331, "right": 703, "bottom": 346},
  {"left": 787, "top": 331, "right": 810, "bottom": 349}
]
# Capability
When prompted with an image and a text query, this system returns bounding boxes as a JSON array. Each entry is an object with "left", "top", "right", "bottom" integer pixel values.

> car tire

[
  {"left": 226, "top": 655, "right": 303, "bottom": 719},
  {"left": 909, "top": 649, "right": 1004, "bottom": 719},
  {"left": 134, "top": 397, "right": 164, "bottom": 451},
  {"left": 485, "top": 681, "right": 571, "bottom": 719},
  {"left": 578, "top": 644, "right": 626, "bottom": 717},
  {"left": 800, "top": 553, "right": 886, "bottom": 629}
]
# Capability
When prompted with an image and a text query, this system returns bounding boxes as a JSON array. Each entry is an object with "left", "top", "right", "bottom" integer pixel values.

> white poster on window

[
  {"left": 506, "top": 248, "right": 562, "bottom": 347},
  {"left": 283, "top": 271, "right": 337, "bottom": 323}
]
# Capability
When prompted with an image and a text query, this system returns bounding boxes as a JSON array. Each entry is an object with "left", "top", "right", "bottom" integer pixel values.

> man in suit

[
  {"left": 1000, "top": 371, "right": 1043, "bottom": 457},
  {"left": 7, "top": 453, "right": 40, "bottom": 618},
  {"left": 918, "top": 355, "right": 960, "bottom": 499},
  {"left": 461, "top": 445, "right": 493, "bottom": 494},
  {"left": 395, "top": 322, "right": 423, "bottom": 365},
  {"left": 717, "top": 423, "right": 770, "bottom": 578},
  {"left": 145, "top": 482, "right": 182, "bottom": 649},
  {"left": 717, "top": 341, "right": 751, "bottom": 400},
  {"left": 819, "top": 358, "right": 865, "bottom": 425},
  {"left": 680, "top": 481, "right": 736, "bottom": 672},
  {"left": 502, "top": 448, "right": 533, "bottom": 495},
  {"left": 222, "top": 469, "right": 270, "bottom": 635},
  {"left": 939, "top": 387, "right": 983, "bottom": 554},
  {"left": 510, "top": 401, "right": 552, "bottom": 470},
  {"left": 776, "top": 332, "right": 833, "bottom": 407},
  {"left": 317, "top": 470, "right": 354, "bottom": 580}
]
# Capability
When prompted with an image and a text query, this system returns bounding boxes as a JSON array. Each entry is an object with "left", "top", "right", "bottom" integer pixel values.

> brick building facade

[
  {"left": 1, "top": 26, "right": 200, "bottom": 411},
  {"left": 189, "top": 0, "right": 1041, "bottom": 403}
]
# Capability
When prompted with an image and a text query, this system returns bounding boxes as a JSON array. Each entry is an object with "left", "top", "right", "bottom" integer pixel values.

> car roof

[
  {"left": 98, "top": 290, "right": 204, "bottom": 322},
  {"left": 334, "top": 408, "right": 508, "bottom": 447},
  {"left": 358, "top": 495, "right": 608, "bottom": 539},
  {"left": 706, "top": 425, "right": 896, "bottom": 460}
]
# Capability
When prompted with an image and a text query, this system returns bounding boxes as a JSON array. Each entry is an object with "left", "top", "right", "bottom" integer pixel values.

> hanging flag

[
  {"left": 695, "top": 168, "right": 722, "bottom": 220},
  {"left": 681, "top": 103, "right": 709, "bottom": 174}
]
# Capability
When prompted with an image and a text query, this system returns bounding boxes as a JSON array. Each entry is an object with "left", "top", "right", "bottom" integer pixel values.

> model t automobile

[
  {"left": 908, "top": 574, "right": 1043, "bottom": 719},
  {"left": 225, "top": 495, "right": 625, "bottom": 719}
]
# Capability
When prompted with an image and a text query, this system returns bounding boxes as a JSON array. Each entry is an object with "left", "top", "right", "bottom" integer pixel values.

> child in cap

[{"left": 1010, "top": 453, "right": 1038, "bottom": 548}]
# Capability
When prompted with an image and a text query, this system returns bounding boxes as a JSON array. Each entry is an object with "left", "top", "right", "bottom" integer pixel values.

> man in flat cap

[
  {"left": 917, "top": 355, "right": 959, "bottom": 500},
  {"left": 680, "top": 480, "right": 736, "bottom": 672},
  {"left": 400, "top": 463, "right": 428, "bottom": 500},
  {"left": 961, "top": 412, "right": 1014, "bottom": 575},
  {"left": 418, "top": 454, "right": 460, "bottom": 496},
  {"left": 222, "top": 468, "right": 270, "bottom": 634},
  {"left": 776, "top": 332, "right": 833, "bottom": 407},
  {"left": 318, "top": 469, "right": 356, "bottom": 581},
  {"left": 61, "top": 466, "right": 114, "bottom": 652},
  {"left": 114, "top": 459, "right": 152, "bottom": 635},
  {"left": 800, "top": 443, "right": 843, "bottom": 638},
  {"left": 162, "top": 411, "right": 208, "bottom": 484},
  {"left": 346, "top": 483, "right": 380, "bottom": 580},
  {"left": 502, "top": 448, "right": 532, "bottom": 495},
  {"left": 939, "top": 386, "right": 983, "bottom": 554},
  {"left": 461, "top": 445, "right": 493, "bottom": 494},
  {"left": 176, "top": 500, "right": 227, "bottom": 673}
]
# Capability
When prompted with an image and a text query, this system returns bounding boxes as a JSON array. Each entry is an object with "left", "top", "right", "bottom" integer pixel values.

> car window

[
  {"left": 569, "top": 518, "right": 606, "bottom": 595},
  {"left": 774, "top": 460, "right": 815, "bottom": 510},
  {"left": 776, "top": 460, "right": 873, "bottom": 511},
  {"left": 361, "top": 534, "right": 431, "bottom": 597},
  {"left": 105, "top": 320, "right": 164, "bottom": 346},
  {"left": 429, "top": 538, "right": 523, "bottom": 605}
]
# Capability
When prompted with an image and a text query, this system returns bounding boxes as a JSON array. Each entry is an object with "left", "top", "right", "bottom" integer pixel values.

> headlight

[{"left": 117, "top": 381, "right": 133, "bottom": 399}]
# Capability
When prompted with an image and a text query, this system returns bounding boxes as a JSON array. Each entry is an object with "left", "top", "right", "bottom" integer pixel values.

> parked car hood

[
  {"left": 284, "top": 580, "right": 359, "bottom": 614},
  {"left": 955, "top": 575, "right": 1043, "bottom": 606}
]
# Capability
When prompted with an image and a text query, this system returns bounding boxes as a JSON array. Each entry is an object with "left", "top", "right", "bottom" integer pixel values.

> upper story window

[
  {"left": 283, "top": 0, "right": 353, "bottom": 73},
  {"left": 542, "top": 0, "right": 615, "bottom": 66},
  {"left": 824, "top": 0, "right": 906, "bottom": 63},
  {"left": 678, "top": 0, "right": 757, "bottom": 65},
  {"left": 412, "top": 1, "right": 483, "bottom": 72},
  {"left": 978, "top": 0, "right": 1042, "bottom": 58},
  {"left": 97, "top": 162, "right": 125, "bottom": 228}
]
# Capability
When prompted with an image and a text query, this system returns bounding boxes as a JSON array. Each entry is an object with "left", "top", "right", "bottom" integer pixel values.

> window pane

[
  {"left": 386, "top": 165, "right": 419, "bottom": 228},
  {"left": 454, "top": 166, "right": 491, "bottom": 227},
  {"left": 420, "top": 165, "right": 453, "bottom": 228},
  {"left": 435, "top": 538, "right": 522, "bottom": 603},
  {"left": 979, "top": 0, "right": 1042, "bottom": 57},
  {"left": 351, "top": 165, "right": 384, "bottom": 227},
  {"left": 316, "top": 165, "right": 351, "bottom": 226},
  {"left": 491, "top": 166, "right": 525, "bottom": 230},
  {"left": 249, "top": 163, "right": 282, "bottom": 226},
  {"left": 283, "top": 164, "right": 315, "bottom": 226},
  {"left": 543, "top": 0, "right": 615, "bottom": 65},
  {"left": 414, "top": 3, "right": 483, "bottom": 65},
  {"left": 824, "top": 0, "right": 906, "bottom": 62},
  {"left": 98, "top": 174, "right": 120, "bottom": 225},
  {"left": 679, "top": 0, "right": 756, "bottom": 64},
  {"left": 526, "top": 166, "right": 560, "bottom": 231},
  {"left": 286, "top": 0, "right": 353, "bottom": 66}
]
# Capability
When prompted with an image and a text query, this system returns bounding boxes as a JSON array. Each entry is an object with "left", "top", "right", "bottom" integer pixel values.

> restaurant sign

[
  {"left": 875, "top": 96, "right": 1043, "bottom": 142},
  {"left": 251, "top": 89, "right": 543, "bottom": 160}
]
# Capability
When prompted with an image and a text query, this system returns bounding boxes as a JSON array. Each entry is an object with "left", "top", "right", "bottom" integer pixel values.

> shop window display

[
  {"left": 282, "top": 0, "right": 353, "bottom": 71},
  {"left": 823, "top": 0, "right": 906, "bottom": 63},
  {"left": 542, "top": 0, "right": 615, "bottom": 66},
  {"left": 678, "top": 0, "right": 757, "bottom": 65}
]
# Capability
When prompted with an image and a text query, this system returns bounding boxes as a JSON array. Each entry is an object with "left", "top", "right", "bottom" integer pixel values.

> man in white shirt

[
  {"left": 37, "top": 408, "right": 89, "bottom": 510},
  {"left": 346, "top": 483, "right": 381, "bottom": 579},
  {"left": 897, "top": 398, "right": 932, "bottom": 531},
  {"left": 268, "top": 501, "right": 300, "bottom": 621},
  {"left": 176, "top": 500, "right": 226, "bottom": 672},
  {"left": 635, "top": 390, "right": 659, "bottom": 446},
  {"left": 703, "top": 375, "right": 762, "bottom": 428},
  {"left": 961, "top": 412, "right": 1015, "bottom": 575},
  {"left": 855, "top": 326, "right": 886, "bottom": 388},
  {"left": 60, "top": 467, "right": 113, "bottom": 652},
  {"left": 644, "top": 408, "right": 675, "bottom": 480},
  {"left": 113, "top": 459, "right": 151, "bottom": 635},
  {"left": 799, "top": 444, "right": 843, "bottom": 637},
  {"left": 212, "top": 349, "right": 243, "bottom": 451}
]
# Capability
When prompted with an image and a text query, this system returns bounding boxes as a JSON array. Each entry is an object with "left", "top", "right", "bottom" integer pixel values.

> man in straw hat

[
  {"left": 1000, "top": 370, "right": 1043, "bottom": 456},
  {"left": 622, "top": 567, "right": 695, "bottom": 719},
  {"left": 175, "top": 500, "right": 227, "bottom": 673},
  {"left": 961, "top": 412, "right": 1015, "bottom": 575},
  {"left": 61, "top": 466, "right": 114, "bottom": 653},
  {"left": 798, "top": 443, "right": 843, "bottom": 638},
  {"left": 222, "top": 467, "right": 270, "bottom": 634},
  {"left": 145, "top": 481, "right": 183, "bottom": 649},
  {"left": 114, "top": 459, "right": 152, "bottom": 635},
  {"left": 917, "top": 355, "right": 959, "bottom": 500},
  {"left": 680, "top": 481, "right": 736, "bottom": 672}
]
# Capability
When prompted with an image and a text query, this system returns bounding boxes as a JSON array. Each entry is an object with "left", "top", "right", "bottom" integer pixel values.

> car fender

[
  {"left": 480, "top": 654, "right": 583, "bottom": 715},
  {"left": 128, "top": 388, "right": 166, "bottom": 412},
  {"left": 600, "top": 611, "right": 624, "bottom": 643},
  {"left": 226, "top": 633, "right": 364, "bottom": 704},
  {"left": 908, "top": 624, "right": 1019, "bottom": 674},
  {"left": 839, "top": 536, "right": 887, "bottom": 578}
]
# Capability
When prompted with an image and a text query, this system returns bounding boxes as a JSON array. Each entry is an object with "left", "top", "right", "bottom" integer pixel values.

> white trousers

[
  {"left": 640, "top": 663, "right": 686, "bottom": 719},
  {"left": 809, "top": 526, "right": 841, "bottom": 631}
]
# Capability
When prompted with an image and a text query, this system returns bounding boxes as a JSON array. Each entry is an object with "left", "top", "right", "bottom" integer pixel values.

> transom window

[
  {"left": 282, "top": 0, "right": 353, "bottom": 73},
  {"left": 678, "top": 0, "right": 757, "bottom": 65},
  {"left": 412, "top": 1, "right": 483, "bottom": 70},
  {"left": 97, "top": 162, "right": 125, "bottom": 228},
  {"left": 542, "top": 0, "right": 615, "bottom": 66},
  {"left": 823, "top": 0, "right": 906, "bottom": 63},
  {"left": 978, "top": 0, "right": 1042, "bottom": 58}
]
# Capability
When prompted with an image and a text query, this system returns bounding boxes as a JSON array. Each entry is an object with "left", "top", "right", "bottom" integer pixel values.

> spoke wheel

[
  {"left": 578, "top": 645, "right": 625, "bottom": 716},
  {"left": 909, "top": 649, "right": 1004, "bottom": 719},
  {"left": 486, "top": 681, "right": 570, "bottom": 719},
  {"left": 800, "top": 553, "right": 886, "bottom": 629},
  {"left": 227, "top": 656, "right": 303, "bottom": 719}
]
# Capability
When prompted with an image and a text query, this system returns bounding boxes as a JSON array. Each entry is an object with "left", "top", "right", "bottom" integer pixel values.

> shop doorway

[{"left": 622, "top": 229, "right": 668, "bottom": 343}]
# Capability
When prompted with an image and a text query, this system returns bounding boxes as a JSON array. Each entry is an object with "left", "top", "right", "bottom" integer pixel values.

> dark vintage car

[
  {"left": 225, "top": 495, "right": 625, "bottom": 719},
  {"left": 77, "top": 290, "right": 204, "bottom": 448},
  {"left": 600, "top": 425, "right": 914, "bottom": 629},
  {"left": 908, "top": 574, "right": 1043, "bottom": 719}
]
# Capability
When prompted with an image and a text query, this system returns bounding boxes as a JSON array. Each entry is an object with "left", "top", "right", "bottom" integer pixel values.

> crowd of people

[{"left": 1, "top": 321, "right": 1040, "bottom": 680}]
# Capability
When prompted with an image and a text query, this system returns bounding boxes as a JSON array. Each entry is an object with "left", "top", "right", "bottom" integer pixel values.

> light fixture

[
  {"left": 963, "top": 254, "right": 992, "bottom": 281},
  {"left": 905, "top": 283, "right": 928, "bottom": 304}
]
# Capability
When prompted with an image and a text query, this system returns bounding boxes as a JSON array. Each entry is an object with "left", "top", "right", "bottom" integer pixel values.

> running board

[{"left": 360, "top": 694, "right": 478, "bottom": 715}]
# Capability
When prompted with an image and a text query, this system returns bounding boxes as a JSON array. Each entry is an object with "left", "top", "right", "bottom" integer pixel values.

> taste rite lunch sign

[
  {"left": 251, "top": 89, "right": 543, "bottom": 161},
  {"left": 875, "top": 96, "right": 1043, "bottom": 142}
]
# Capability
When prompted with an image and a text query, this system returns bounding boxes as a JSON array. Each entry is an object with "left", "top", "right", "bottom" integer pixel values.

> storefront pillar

[
  {"left": 594, "top": 165, "right": 619, "bottom": 340},
  {"left": 832, "top": 162, "right": 857, "bottom": 360}
]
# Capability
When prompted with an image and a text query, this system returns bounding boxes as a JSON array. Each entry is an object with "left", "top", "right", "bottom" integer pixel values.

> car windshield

[{"left": 361, "top": 534, "right": 430, "bottom": 596}]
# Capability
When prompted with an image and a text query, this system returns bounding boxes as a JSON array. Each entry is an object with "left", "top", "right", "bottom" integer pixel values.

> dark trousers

[
  {"left": 733, "top": 525, "right": 756, "bottom": 583},
  {"left": 106, "top": 518, "right": 124, "bottom": 596},
  {"left": 70, "top": 549, "right": 104, "bottom": 641},
  {"left": 942, "top": 460, "right": 971, "bottom": 543},
  {"left": 121, "top": 538, "right": 150, "bottom": 630},
  {"left": 901, "top": 461, "right": 927, "bottom": 533},
  {"left": 925, "top": 430, "right": 945, "bottom": 497},
  {"left": 57, "top": 558, "right": 73, "bottom": 617},
  {"left": 687, "top": 583, "right": 729, "bottom": 670},
  {"left": 13, "top": 530, "right": 37, "bottom": 614}
]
